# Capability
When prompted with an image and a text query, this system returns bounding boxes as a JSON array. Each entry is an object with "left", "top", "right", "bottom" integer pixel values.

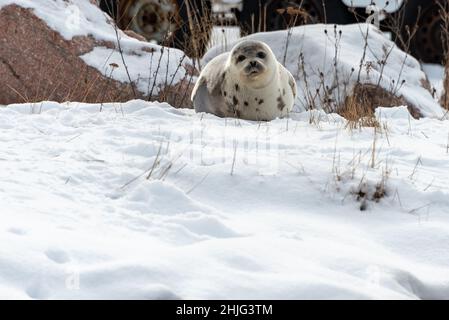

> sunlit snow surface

[
  {"left": 0, "top": 0, "right": 448, "bottom": 300},
  {"left": 1, "top": 101, "right": 448, "bottom": 299}
]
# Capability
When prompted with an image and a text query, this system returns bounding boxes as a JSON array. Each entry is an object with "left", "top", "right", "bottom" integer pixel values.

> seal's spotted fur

[{"left": 191, "top": 40, "right": 296, "bottom": 121}]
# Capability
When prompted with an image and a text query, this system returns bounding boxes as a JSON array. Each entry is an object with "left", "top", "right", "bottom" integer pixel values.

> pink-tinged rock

[{"left": 0, "top": 3, "right": 196, "bottom": 107}]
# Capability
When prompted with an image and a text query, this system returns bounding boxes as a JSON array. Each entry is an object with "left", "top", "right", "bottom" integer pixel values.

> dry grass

[
  {"left": 181, "top": 0, "right": 214, "bottom": 59},
  {"left": 353, "top": 174, "right": 389, "bottom": 211},
  {"left": 339, "top": 84, "right": 409, "bottom": 129}
]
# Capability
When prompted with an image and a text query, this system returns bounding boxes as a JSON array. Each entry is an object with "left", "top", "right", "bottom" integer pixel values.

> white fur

[{"left": 192, "top": 40, "right": 297, "bottom": 121}]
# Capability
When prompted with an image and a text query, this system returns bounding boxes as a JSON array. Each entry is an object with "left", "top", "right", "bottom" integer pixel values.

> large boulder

[{"left": 0, "top": 0, "right": 195, "bottom": 107}]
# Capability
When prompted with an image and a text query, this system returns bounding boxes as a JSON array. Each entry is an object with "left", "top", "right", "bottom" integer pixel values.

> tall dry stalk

[{"left": 439, "top": 2, "right": 449, "bottom": 110}]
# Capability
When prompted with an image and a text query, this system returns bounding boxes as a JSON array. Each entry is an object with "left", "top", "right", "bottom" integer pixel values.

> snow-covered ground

[
  {"left": 1, "top": 0, "right": 449, "bottom": 300},
  {"left": 1, "top": 101, "right": 449, "bottom": 299}
]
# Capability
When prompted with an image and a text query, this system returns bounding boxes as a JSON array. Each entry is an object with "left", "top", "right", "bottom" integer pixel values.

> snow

[
  {"left": 1, "top": 100, "right": 449, "bottom": 299},
  {"left": 204, "top": 23, "right": 445, "bottom": 118},
  {"left": 341, "top": 0, "right": 403, "bottom": 13},
  {"left": 80, "top": 46, "right": 188, "bottom": 97},
  {"left": 423, "top": 64, "right": 446, "bottom": 100},
  {"left": 0, "top": 0, "right": 110, "bottom": 40},
  {"left": 0, "top": 0, "right": 191, "bottom": 95},
  {"left": 1, "top": 0, "right": 449, "bottom": 301}
]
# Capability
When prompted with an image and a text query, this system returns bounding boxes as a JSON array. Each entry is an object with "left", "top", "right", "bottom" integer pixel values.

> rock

[
  {"left": 0, "top": 5, "right": 128, "bottom": 104},
  {"left": 0, "top": 1, "right": 196, "bottom": 107}
]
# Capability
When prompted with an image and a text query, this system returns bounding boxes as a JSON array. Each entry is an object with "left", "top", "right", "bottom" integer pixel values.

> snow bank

[
  {"left": 0, "top": 0, "right": 192, "bottom": 96},
  {"left": 204, "top": 23, "right": 445, "bottom": 118},
  {"left": 1, "top": 101, "right": 449, "bottom": 299},
  {"left": 423, "top": 64, "right": 446, "bottom": 100}
]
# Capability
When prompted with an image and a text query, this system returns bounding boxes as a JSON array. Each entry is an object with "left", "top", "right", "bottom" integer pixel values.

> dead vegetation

[
  {"left": 352, "top": 175, "right": 389, "bottom": 211},
  {"left": 338, "top": 83, "right": 420, "bottom": 129},
  {"left": 331, "top": 124, "right": 392, "bottom": 211}
]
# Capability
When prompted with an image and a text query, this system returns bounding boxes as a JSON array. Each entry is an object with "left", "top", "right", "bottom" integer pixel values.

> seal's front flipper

[{"left": 192, "top": 81, "right": 227, "bottom": 118}]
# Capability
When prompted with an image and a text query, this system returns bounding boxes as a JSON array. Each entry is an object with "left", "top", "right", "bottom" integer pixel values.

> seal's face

[{"left": 229, "top": 40, "right": 276, "bottom": 88}]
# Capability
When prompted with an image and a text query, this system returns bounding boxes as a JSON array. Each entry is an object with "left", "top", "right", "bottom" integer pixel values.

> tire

[
  {"left": 99, "top": 0, "right": 212, "bottom": 58},
  {"left": 401, "top": 0, "right": 444, "bottom": 63},
  {"left": 238, "top": 0, "right": 354, "bottom": 35}
]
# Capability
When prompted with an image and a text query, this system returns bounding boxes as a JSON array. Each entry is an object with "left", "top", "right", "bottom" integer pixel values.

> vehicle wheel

[
  {"left": 402, "top": 0, "right": 444, "bottom": 63},
  {"left": 239, "top": 0, "right": 353, "bottom": 35},
  {"left": 100, "top": 0, "right": 212, "bottom": 58}
]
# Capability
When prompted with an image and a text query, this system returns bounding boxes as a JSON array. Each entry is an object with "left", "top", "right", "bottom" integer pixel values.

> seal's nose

[{"left": 250, "top": 61, "right": 258, "bottom": 67}]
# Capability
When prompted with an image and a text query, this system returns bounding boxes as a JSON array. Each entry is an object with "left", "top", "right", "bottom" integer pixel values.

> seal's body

[{"left": 191, "top": 40, "right": 297, "bottom": 121}]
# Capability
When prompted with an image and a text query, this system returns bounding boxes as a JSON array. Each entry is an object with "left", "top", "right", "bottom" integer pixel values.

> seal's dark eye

[
  {"left": 257, "top": 51, "right": 266, "bottom": 59},
  {"left": 237, "top": 55, "right": 246, "bottom": 63}
]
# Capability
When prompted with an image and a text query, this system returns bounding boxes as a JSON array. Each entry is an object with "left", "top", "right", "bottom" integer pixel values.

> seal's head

[{"left": 228, "top": 40, "right": 277, "bottom": 88}]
